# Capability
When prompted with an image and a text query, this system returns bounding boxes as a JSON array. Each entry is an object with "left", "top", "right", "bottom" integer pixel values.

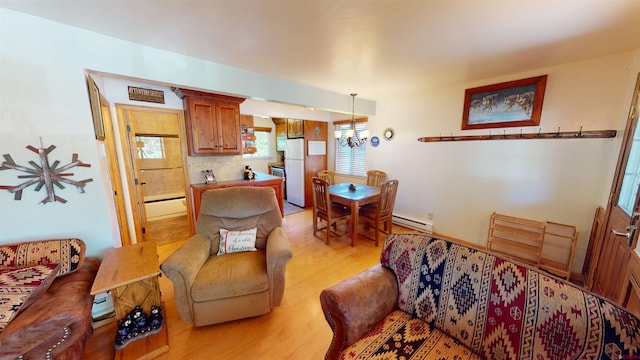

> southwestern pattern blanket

[{"left": 338, "top": 234, "right": 640, "bottom": 359}]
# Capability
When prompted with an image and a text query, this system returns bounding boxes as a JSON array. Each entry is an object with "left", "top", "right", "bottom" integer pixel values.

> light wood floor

[
  {"left": 84, "top": 208, "right": 421, "bottom": 359},
  {"left": 146, "top": 215, "right": 190, "bottom": 245}
]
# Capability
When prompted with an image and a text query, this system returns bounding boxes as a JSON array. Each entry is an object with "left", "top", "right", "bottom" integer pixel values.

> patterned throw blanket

[
  {"left": 0, "top": 239, "right": 86, "bottom": 332},
  {"left": 369, "top": 234, "right": 640, "bottom": 359},
  {"left": 0, "top": 263, "right": 60, "bottom": 332}
]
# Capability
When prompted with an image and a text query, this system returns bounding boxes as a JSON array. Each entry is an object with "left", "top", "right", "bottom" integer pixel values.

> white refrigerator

[{"left": 285, "top": 138, "right": 305, "bottom": 207}]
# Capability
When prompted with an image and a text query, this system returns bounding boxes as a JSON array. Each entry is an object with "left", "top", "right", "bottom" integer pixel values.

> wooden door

[
  {"left": 303, "top": 120, "right": 328, "bottom": 208},
  {"left": 117, "top": 105, "right": 193, "bottom": 243},
  {"left": 620, "top": 251, "right": 640, "bottom": 317},
  {"left": 100, "top": 95, "right": 131, "bottom": 246},
  {"left": 591, "top": 73, "right": 640, "bottom": 301}
]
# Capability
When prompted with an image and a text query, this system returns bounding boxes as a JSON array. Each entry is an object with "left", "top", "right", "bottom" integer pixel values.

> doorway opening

[{"left": 116, "top": 104, "right": 193, "bottom": 244}]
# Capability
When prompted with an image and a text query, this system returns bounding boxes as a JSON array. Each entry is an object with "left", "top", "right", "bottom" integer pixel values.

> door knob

[
  {"left": 611, "top": 228, "right": 632, "bottom": 239},
  {"left": 611, "top": 224, "right": 636, "bottom": 246}
]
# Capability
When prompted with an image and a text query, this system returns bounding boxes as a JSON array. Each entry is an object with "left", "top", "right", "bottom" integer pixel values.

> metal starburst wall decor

[{"left": 0, "top": 143, "right": 93, "bottom": 205}]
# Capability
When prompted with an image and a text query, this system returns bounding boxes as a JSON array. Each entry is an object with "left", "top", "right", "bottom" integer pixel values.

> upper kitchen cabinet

[
  {"left": 287, "top": 118, "right": 304, "bottom": 138},
  {"left": 172, "top": 88, "right": 245, "bottom": 156},
  {"left": 273, "top": 118, "right": 287, "bottom": 151}
]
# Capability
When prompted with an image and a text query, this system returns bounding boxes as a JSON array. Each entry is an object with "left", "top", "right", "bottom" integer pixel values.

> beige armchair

[{"left": 160, "top": 187, "right": 293, "bottom": 326}]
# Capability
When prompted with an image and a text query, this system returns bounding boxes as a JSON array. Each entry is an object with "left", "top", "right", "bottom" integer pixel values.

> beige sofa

[
  {"left": 321, "top": 233, "right": 640, "bottom": 359},
  {"left": 161, "top": 187, "right": 293, "bottom": 326}
]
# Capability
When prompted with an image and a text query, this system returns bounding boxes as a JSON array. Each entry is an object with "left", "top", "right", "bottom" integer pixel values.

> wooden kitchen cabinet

[
  {"left": 287, "top": 118, "right": 304, "bottom": 138},
  {"left": 276, "top": 123, "right": 287, "bottom": 151},
  {"left": 172, "top": 88, "right": 245, "bottom": 156},
  {"left": 276, "top": 123, "right": 287, "bottom": 138},
  {"left": 273, "top": 118, "right": 287, "bottom": 151}
]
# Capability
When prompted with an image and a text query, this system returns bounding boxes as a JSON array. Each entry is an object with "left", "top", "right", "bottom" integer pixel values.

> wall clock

[{"left": 383, "top": 128, "right": 395, "bottom": 141}]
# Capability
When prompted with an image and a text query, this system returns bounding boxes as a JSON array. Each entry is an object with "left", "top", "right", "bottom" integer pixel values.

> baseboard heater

[{"left": 392, "top": 215, "right": 433, "bottom": 234}]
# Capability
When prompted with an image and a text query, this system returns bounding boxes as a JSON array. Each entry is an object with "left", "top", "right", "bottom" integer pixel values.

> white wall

[
  {"left": 0, "top": 9, "right": 370, "bottom": 256},
  {"left": 367, "top": 52, "right": 640, "bottom": 272},
  {"left": 1, "top": 8, "right": 638, "bottom": 274}
]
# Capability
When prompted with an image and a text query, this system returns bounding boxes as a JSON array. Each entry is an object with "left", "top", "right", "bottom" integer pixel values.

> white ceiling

[{"left": 1, "top": 0, "right": 639, "bottom": 100}]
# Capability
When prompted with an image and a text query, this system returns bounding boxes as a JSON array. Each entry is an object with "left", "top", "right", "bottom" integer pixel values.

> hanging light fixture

[{"left": 335, "top": 93, "right": 369, "bottom": 148}]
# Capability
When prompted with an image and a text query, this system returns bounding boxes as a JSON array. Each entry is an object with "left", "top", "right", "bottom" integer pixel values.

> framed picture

[
  {"left": 461, "top": 75, "right": 547, "bottom": 130},
  {"left": 86, "top": 76, "right": 105, "bottom": 140}
]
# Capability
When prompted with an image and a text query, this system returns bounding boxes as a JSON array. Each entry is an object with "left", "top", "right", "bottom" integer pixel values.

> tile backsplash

[{"left": 187, "top": 156, "right": 245, "bottom": 184}]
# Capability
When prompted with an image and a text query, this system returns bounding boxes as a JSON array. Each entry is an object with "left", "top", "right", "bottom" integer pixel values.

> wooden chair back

[
  {"left": 378, "top": 179, "right": 399, "bottom": 218},
  {"left": 366, "top": 170, "right": 387, "bottom": 187},
  {"left": 358, "top": 179, "right": 399, "bottom": 246},
  {"left": 312, "top": 177, "right": 351, "bottom": 244},
  {"left": 317, "top": 170, "right": 336, "bottom": 185},
  {"left": 312, "top": 177, "right": 331, "bottom": 216}
]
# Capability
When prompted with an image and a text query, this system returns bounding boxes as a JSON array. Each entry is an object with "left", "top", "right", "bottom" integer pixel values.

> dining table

[{"left": 328, "top": 182, "right": 380, "bottom": 246}]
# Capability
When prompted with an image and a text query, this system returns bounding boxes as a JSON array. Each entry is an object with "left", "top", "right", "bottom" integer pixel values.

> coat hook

[
  {"left": 577, "top": 126, "right": 583, "bottom": 137},
  {"left": 520, "top": 129, "right": 523, "bottom": 138},
  {"left": 503, "top": 130, "right": 506, "bottom": 138},
  {"left": 488, "top": 130, "right": 492, "bottom": 139},
  {"left": 537, "top": 128, "right": 542, "bottom": 138},
  {"left": 556, "top": 127, "right": 561, "bottom": 137}
]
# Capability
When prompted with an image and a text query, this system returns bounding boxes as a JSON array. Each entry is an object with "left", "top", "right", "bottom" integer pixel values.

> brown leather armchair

[{"left": 160, "top": 187, "right": 293, "bottom": 326}]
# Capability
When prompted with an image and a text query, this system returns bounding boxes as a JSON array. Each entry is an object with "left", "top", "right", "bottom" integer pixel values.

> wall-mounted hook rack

[{"left": 417, "top": 128, "right": 616, "bottom": 143}]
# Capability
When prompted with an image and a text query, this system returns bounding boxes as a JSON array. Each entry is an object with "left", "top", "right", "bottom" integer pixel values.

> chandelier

[{"left": 335, "top": 93, "right": 369, "bottom": 148}]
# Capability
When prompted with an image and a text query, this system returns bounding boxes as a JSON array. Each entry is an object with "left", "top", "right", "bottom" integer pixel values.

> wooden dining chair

[
  {"left": 317, "top": 170, "right": 336, "bottom": 185},
  {"left": 312, "top": 177, "right": 351, "bottom": 244},
  {"left": 358, "top": 179, "right": 399, "bottom": 246},
  {"left": 366, "top": 170, "right": 387, "bottom": 188}
]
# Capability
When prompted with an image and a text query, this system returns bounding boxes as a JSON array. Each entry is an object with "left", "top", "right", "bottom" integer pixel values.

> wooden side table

[{"left": 91, "top": 241, "right": 169, "bottom": 360}]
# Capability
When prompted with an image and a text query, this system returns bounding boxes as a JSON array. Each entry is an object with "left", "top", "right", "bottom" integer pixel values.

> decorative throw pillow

[
  {"left": 217, "top": 228, "right": 258, "bottom": 255},
  {"left": 0, "top": 263, "right": 60, "bottom": 332}
]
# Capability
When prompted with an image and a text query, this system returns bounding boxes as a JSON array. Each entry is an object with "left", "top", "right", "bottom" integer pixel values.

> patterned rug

[{"left": 0, "top": 263, "right": 59, "bottom": 332}]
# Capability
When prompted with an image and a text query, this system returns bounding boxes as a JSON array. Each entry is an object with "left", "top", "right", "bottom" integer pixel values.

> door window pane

[
  {"left": 618, "top": 98, "right": 640, "bottom": 215},
  {"left": 135, "top": 135, "right": 184, "bottom": 201}
]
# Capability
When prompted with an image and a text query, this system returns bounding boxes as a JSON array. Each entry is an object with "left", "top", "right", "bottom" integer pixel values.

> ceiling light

[{"left": 335, "top": 93, "right": 368, "bottom": 148}]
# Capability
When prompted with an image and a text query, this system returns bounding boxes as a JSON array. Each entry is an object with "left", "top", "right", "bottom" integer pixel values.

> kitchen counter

[
  {"left": 191, "top": 173, "right": 284, "bottom": 226},
  {"left": 269, "top": 162, "right": 285, "bottom": 171}
]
